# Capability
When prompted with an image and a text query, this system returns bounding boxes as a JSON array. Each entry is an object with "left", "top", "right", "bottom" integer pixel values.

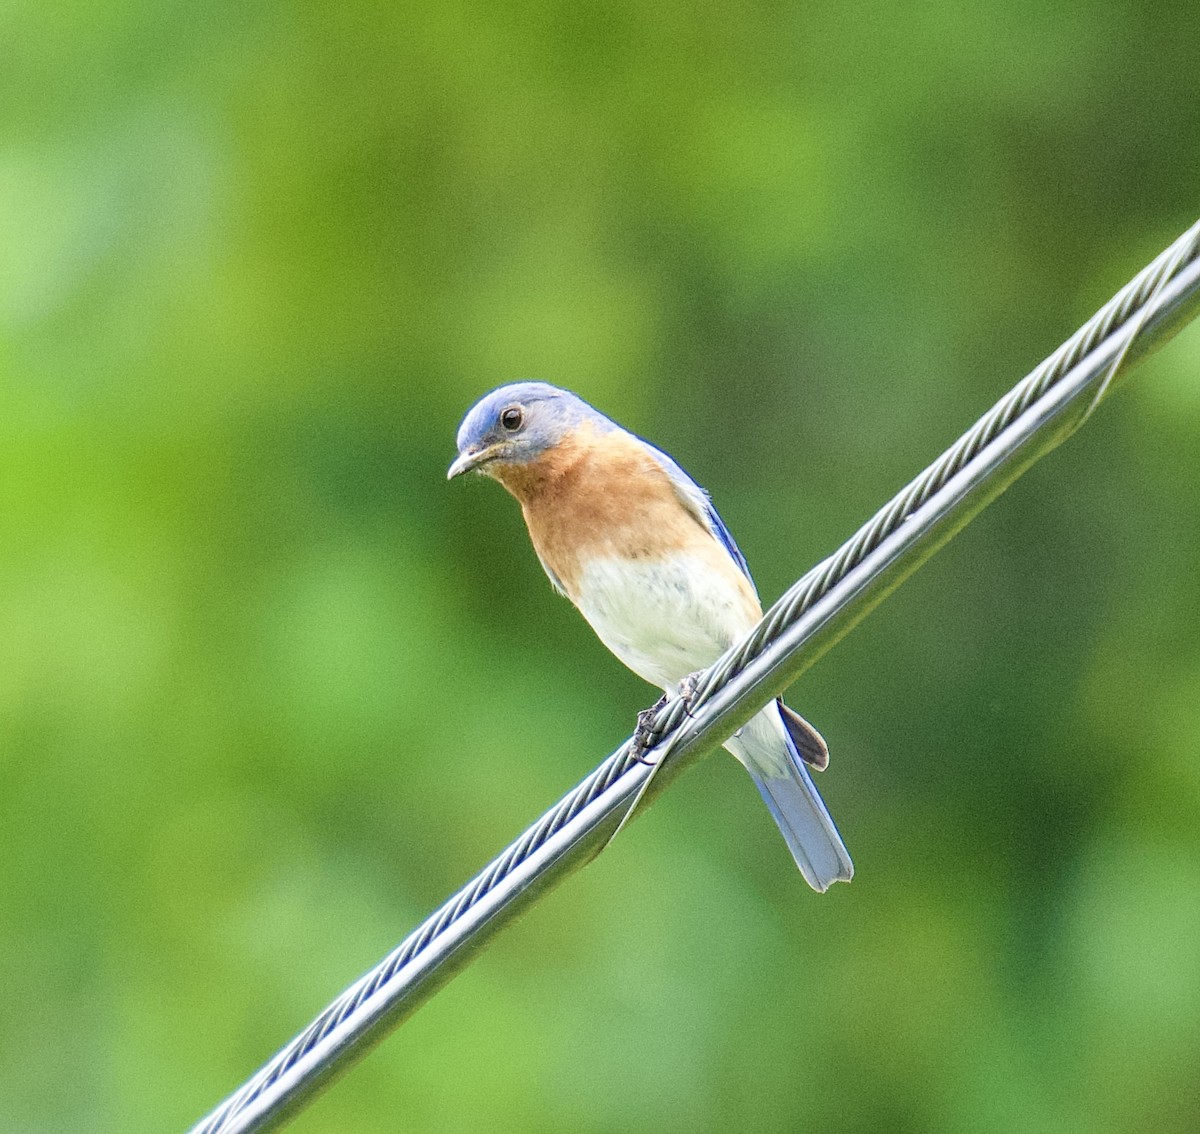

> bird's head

[{"left": 447, "top": 382, "right": 609, "bottom": 480}]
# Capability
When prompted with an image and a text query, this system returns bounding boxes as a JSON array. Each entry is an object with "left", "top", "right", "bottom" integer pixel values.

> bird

[{"left": 448, "top": 382, "right": 853, "bottom": 892}]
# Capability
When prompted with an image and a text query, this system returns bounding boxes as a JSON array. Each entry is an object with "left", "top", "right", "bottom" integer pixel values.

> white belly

[{"left": 574, "top": 554, "right": 758, "bottom": 691}]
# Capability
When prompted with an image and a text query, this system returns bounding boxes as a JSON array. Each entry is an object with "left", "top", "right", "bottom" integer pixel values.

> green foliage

[{"left": 2, "top": 1, "right": 1199, "bottom": 1130}]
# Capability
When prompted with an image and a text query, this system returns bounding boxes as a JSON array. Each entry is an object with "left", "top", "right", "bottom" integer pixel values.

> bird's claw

[
  {"left": 632, "top": 694, "right": 668, "bottom": 764},
  {"left": 678, "top": 670, "right": 704, "bottom": 717},
  {"left": 631, "top": 673, "right": 705, "bottom": 763}
]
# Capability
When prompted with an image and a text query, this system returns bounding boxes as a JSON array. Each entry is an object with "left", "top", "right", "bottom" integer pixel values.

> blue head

[{"left": 447, "top": 382, "right": 613, "bottom": 480}]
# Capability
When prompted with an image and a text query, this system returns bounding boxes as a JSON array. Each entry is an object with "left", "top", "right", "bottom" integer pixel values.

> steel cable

[{"left": 187, "top": 217, "right": 1200, "bottom": 1134}]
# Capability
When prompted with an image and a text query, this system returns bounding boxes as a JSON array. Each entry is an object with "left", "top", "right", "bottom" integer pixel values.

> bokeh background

[{"left": 4, "top": 2, "right": 1200, "bottom": 1131}]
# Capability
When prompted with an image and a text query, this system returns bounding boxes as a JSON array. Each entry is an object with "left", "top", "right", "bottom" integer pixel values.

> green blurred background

[{"left": 3, "top": 2, "right": 1200, "bottom": 1131}]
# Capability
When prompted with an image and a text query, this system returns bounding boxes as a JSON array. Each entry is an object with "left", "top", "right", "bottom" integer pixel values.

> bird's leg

[
  {"left": 631, "top": 671, "right": 707, "bottom": 763},
  {"left": 677, "top": 670, "right": 705, "bottom": 717},
  {"left": 611, "top": 672, "right": 710, "bottom": 848},
  {"left": 632, "top": 693, "right": 669, "bottom": 763}
]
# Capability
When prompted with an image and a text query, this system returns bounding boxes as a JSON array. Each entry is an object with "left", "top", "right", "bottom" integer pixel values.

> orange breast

[{"left": 489, "top": 425, "right": 743, "bottom": 602}]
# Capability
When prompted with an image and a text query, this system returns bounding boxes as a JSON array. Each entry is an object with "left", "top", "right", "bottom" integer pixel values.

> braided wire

[
  {"left": 192, "top": 741, "right": 636, "bottom": 1133},
  {"left": 645, "top": 220, "right": 1200, "bottom": 733},
  {"left": 190, "top": 216, "right": 1200, "bottom": 1134}
]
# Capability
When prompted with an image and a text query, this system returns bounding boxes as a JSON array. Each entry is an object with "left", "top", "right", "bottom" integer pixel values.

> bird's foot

[
  {"left": 678, "top": 670, "right": 705, "bottom": 717},
  {"left": 632, "top": 694, "right": 669, "bottom": 764},
  {"left": 631, "top": 673, "right": 707, "bottom": 763}
]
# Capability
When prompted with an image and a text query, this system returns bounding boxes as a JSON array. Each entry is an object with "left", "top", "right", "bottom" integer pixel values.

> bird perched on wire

[{"left": 448, "top": 382, "right": 852, "bottom": 892}]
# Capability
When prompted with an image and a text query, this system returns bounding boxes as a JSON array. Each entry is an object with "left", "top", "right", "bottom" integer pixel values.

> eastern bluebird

[{"left": 448, "top": 382, "right": 852, "bottom": 892}]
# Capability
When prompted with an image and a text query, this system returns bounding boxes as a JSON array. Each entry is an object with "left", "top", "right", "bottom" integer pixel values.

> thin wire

[{"left": 187, "top": 217, "right": 1200, "bottom": 1134}]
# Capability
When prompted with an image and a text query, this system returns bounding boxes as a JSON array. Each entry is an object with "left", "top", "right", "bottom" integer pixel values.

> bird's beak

[{"left": 447, "top": 444, "right": 505, "bottom": 480}]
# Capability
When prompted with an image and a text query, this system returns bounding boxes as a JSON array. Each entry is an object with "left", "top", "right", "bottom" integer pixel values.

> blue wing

[{"left": 641, "top": 440, "right": 755, "bottom": 585}]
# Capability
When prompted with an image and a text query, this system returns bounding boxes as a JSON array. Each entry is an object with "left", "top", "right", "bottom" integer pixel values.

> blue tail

[{"left": 727, "top": 705, "right": 853, "bottom": 892}]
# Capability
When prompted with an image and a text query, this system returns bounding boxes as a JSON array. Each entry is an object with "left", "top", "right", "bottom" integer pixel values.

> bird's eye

[{"left": 500, "top": 405, "right": 524, "bottom": 432}]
